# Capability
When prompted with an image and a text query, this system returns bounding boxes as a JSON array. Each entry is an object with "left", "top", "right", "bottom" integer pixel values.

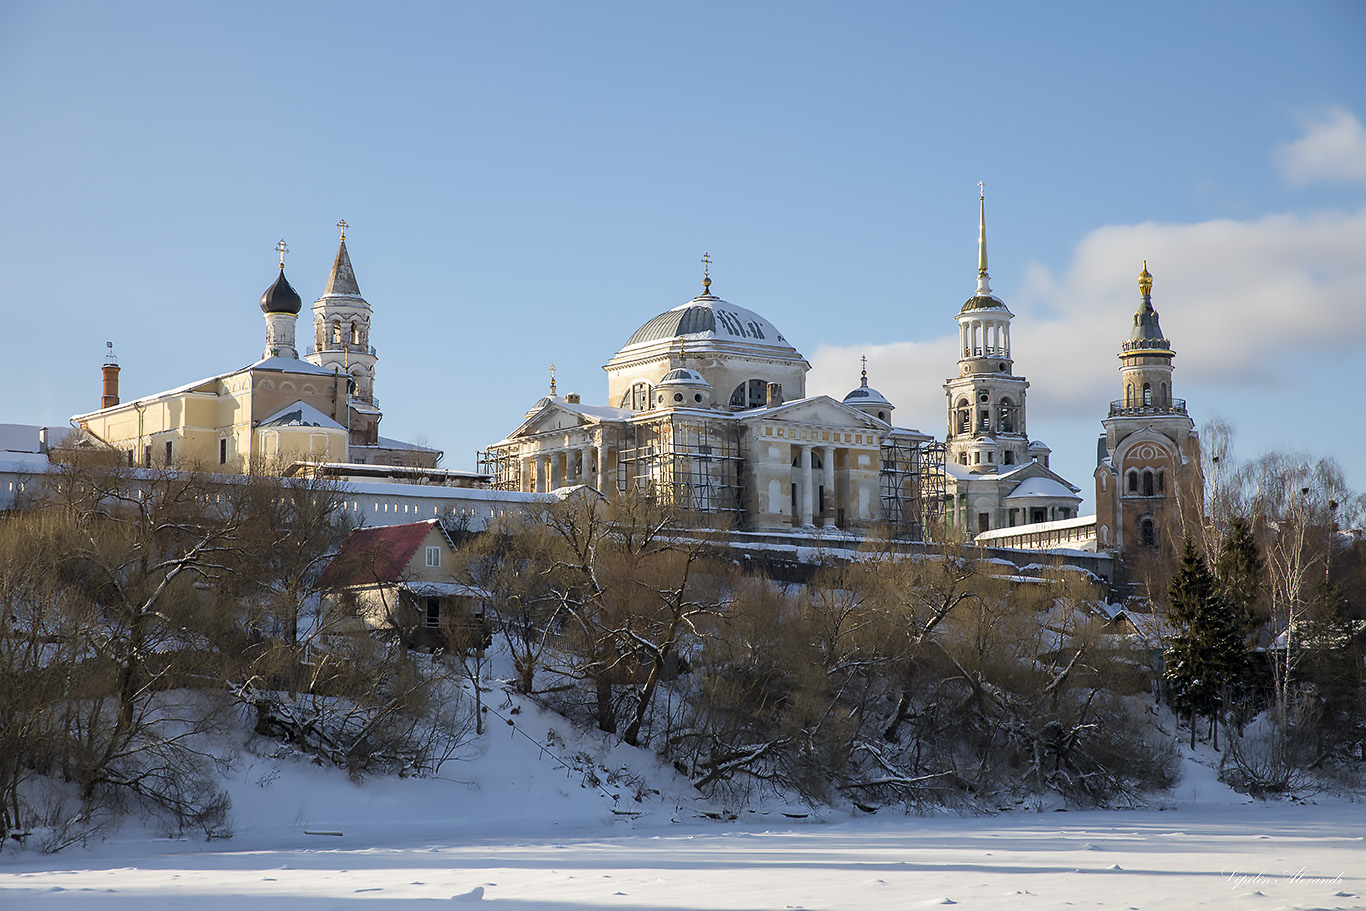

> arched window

[
  {"left": 1143, "top": 470, "right": 1155, "bottom": 496},
  {"left": 1125, "top": 384, "right": 1134, "bottom": 407},
  {"left": 349, "top": 321, "right": 359, "bottom": 345},
  {"left": 729, "top": 379, "right": 768, "bottom": 409},
  {"left": 1140, "top": 517, "right": 1157, "bottom": 548},
  {"left": 331, "top": 320, "right": 342, "bottom": 345},
  {"left": 956, "top": 398, "right": 971, "bottom": 434},
  {"left": 1158, "top": 471, "right": 1166, "bottom": 493},
  {"left": 1127, "top": 471, "right": 1138, "bottom": 493},
  {"left": 1143, "top": 383, "right": 1152, "bottom": 406},
  {"left": 998, "top": 397, "right": 1014, "bottom": 432}
]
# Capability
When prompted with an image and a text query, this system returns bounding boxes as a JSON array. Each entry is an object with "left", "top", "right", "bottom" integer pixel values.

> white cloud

[
  {"left": 809, "top": 207, "right": 1366, "bottom": 424},
  {"left": 1276, "top": 107, "right": 1366, "bottom": 186}
]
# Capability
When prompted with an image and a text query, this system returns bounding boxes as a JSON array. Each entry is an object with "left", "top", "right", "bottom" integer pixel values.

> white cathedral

[{"left": 479, "top": 194, "right": 1087, "bottom": 539}]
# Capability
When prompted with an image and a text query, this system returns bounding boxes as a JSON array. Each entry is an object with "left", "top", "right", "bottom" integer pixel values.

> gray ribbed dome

[
  {"left": 261, "top": 269, "right": 302, "bottom": 314},
  {"left": 622, "top": 296, "right": 793, "bottom": 352},
  {"left": 843, "top": 384, "right": 891, "bottom": 407},
  {"left": 659, "top": 367, "right": 711, "bottom": 387}
]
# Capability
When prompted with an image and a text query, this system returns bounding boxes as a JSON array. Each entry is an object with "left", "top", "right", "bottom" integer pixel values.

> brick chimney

[
  {"left": 766, "top": 382, "right": 783, "bottom": 408},
  {"left": 101, "top": 342, "right": 120, "bottom": 409}
]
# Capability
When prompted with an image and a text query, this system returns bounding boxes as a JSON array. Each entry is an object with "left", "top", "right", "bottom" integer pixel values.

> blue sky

[{"left": 3, "top": 1, "right": 1363, "bottom": 511}]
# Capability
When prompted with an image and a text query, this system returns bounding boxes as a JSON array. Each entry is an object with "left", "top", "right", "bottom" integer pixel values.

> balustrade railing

[{"left": 1108, "top": 398, "right": 1186, "bottom": 417}]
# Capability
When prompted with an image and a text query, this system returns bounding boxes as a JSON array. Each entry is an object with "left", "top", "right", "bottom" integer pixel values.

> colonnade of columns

[
  {"left": 959, "top": 317, "right": 1010, "bottom": 358},
  {"left": 520, "top": 440, "right": 609, "bottom": 493},
  {"left": 791, "top": 443, "right": 837, "bottom": 528}
]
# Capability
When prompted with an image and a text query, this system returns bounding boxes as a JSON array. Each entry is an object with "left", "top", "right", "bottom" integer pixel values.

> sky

[{"left": 3, "top": 1, "right": 1364, "bottom": 512}]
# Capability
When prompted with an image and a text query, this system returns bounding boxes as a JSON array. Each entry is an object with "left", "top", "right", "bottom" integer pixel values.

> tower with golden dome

[{"left": 1094, "top": 264, "right": 1202, "bottom": 554}]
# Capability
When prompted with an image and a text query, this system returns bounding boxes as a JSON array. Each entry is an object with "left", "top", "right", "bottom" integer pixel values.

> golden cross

[
  {"left": 701, "top": 252, "right": 712, "bottom": 280},
  {"left": 978, "top": 180, "right": 985, "bottom": 199},
  {"left": 861, "top": 354, "right": 867, "bottom": 375},
  {"left": 549, "top": 363, "right": 557, "bottom": 395},
  {"left": 337, "top": 219, "right": 348, "bottom": 240},
  {"left": 275, "top": 239, "right": 288, "bottom": 268}
]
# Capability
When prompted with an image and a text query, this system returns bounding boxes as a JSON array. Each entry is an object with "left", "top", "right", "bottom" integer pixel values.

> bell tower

[
  {"left": 306, "top": 220, "right": 378, "bottom": 404},
  {"left": 944, "top": 186, "right": 1029, "bottom": 472},
  {"left": 1095, "top": 264, "right": 1201, "bottom": 555}
]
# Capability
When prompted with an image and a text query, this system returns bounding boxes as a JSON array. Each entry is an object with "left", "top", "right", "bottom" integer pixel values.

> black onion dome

[{"left": 261, "top": 269, "right": 302, "bottom": 314}]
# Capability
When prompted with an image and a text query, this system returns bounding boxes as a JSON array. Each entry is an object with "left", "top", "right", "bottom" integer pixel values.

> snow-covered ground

[{"left": 2, "top": 686, "right": 1362, "bottom": 910}]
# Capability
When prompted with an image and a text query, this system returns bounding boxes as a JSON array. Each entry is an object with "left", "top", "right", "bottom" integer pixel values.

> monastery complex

[{"left": 57, "top": 196, "right": 1203, "bottom": 564}]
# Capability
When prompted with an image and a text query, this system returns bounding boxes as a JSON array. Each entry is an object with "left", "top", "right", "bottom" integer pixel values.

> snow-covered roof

[
  {"left": 842, "top": 384, "right": 891, "bottom": 407},
  {"left": 248, "top": 356, "right": 339, "bottom": 377},
  {"left": 1004, "top": 476, "right": 1083, "bottom": 502},
  {"left": 0, "top": 424, "right": 49, "bottom": 454},
  {"left": 659, "top": 367, "right": 711, "bottom": 387},
  {"left": 619, "top": 295, "right": 796, "bottom": 356},
  {"left": 375, "top": 435, "right": 440, "bottom": 453},
  {"left": 258, "top": 400, "right": 347, "bottom": 431}
]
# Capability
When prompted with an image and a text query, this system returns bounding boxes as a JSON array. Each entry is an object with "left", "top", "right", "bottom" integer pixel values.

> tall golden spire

[
  {"left": 977, "top": 182, "right": 988, "bottom": 278},
  {"left": 1138, "top": 260, "right": 1153, "bottom": 297}
]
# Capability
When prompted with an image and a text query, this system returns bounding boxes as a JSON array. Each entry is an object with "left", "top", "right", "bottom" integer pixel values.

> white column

[
  {"left": 549, "top": 453, "right": 560, "bottom": 490},
  {"left": 822, "top": 445, "right": 836, "bottom": 528},
  {"left": 597, "top": 440, "right": 609, "bottom": 494},
  {"left": 565, "top": 448, "right": 577, "bottom": 485},
  {"left": 534, "top": 456, "right": 545, "bottom": 493},
  {"left": 799, "top": 445, "right": 814, "bottom": 527}
]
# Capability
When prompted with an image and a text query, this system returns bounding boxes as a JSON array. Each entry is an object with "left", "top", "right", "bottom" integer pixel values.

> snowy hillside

[{"left": 1, "top": 675, "right": 1363, "bottom": 910}]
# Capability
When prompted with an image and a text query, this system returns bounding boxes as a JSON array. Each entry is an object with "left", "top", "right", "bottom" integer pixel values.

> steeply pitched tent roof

[{"left": 319, "top": 519, "right": 451, "bottom": 588}]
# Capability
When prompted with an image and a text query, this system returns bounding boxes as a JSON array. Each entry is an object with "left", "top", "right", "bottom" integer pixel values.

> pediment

[
  {"left": 738, "top": 395, "right": 888, "bottom": 431},
  {"left": 999, "top": 460, "right": 1081, "bottom": 493},
  {"left": 509, "top": 403, "right": 598, "bottom": 440}
]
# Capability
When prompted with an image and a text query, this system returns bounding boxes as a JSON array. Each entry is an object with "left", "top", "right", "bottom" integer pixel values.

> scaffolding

[
  {"left": 475, "top": 445, "right": 522, "bottom": 491},
  {"left": 880, "top": 437, "right": 946, "bottom": 540},
  {"left": 615, "top": 415, "right": 745, "bottom": 518}
]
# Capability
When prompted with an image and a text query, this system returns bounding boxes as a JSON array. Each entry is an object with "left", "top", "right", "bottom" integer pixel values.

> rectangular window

[
  {"left": 164, "top": 441, "right": 173, "bottom": 465},
  {"left": 143, "top": 445, "right": 152, "bottom": 468},
  {"left": 425, "top": 599, "right": 440, "bottom": 628},
  {"left": 425, "top": 545, "right": 441, "bottom": 567},
  {"left": 219, "top": 439, "right": 228, "bottom": 465}
]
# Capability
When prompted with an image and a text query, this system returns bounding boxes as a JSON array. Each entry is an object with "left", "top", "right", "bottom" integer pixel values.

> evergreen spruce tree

[
  {"left": 1216, "top": 517, "right": 1264, "bottom": 645},
  {"left": 1214, "top": 517, "right": 1264, "bottom": 719},
  {"left": 1166, "top": 539, "right": 1244, "bottom": 749}
]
